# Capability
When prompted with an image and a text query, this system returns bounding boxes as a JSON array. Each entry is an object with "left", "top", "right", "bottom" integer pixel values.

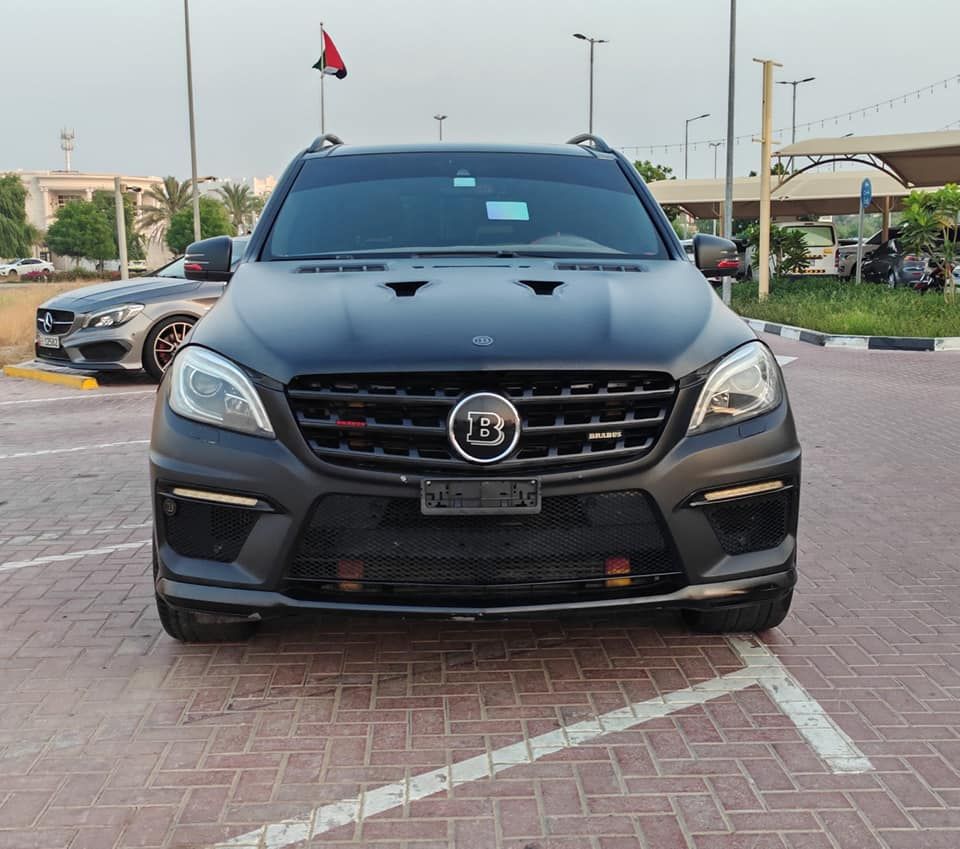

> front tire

[
  {"left": 682, "top": 591, "right": 793, "bottom": 634},
  {"left": 143, "top": 315, "right": 196, "bottom": 380},
  {"left": 153, "top": 548, "right": 259, "bottom": 643}
]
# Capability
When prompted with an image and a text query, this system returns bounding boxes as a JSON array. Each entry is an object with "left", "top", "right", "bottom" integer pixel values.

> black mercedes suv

[{"left": 150, "top": 134, "right": 800, "bottom": 642}]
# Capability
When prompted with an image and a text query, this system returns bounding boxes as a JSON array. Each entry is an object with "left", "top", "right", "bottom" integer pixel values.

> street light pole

[
  {"left": 721, "top": 0, "right": 736, "bottom": 304},
  {"left": 684, "top": 112, "right": 710, "bottom": 180},
  {"left": 709, "top": 141, "right": 722, "bottom": 179},
  {"left": 433, "top": 114, "right": 447, "bottom": 141},
  {"left": 183, "top": 0, "right": 202, "bottom": 244},
  {"left": 709, "top": 141, "right": 723, "bottom": 235},
  {"left": 776, "top": 76, "right": 815, "bottom": 144},
  {"left": 573, "top": 33, "right": 608, "bottom": 134}
]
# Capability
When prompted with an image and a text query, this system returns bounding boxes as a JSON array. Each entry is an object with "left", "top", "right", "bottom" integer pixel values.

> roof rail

[
  {"left": 566, "top": 133, "right": 613, "bottom": 153},
  {"left": 307, "top": 133, "right": 345, "bottom": 152}
]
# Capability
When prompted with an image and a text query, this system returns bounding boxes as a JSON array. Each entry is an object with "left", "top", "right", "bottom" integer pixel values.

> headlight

[
  {"left": 688, "top": 341, "right": 782, "bottom": 435},
  {"left": 168, "top": 346, "right": 275, "bottom": 438},
  {"left": 83, "top": 304, "right": 144, "bottom": 328}
]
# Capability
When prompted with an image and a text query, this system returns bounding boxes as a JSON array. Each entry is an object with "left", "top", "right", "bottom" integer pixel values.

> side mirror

[
  {"left": 184, "top": 236, "right": 233, "bottom": 282},
  {"left": 693, "top": 233, "right": 739, "bottom": 277}
]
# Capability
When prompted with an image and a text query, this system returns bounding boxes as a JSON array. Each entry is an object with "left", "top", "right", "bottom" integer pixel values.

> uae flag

[{"left": 312, "top": 30, "right": 347, "bottom": 78}]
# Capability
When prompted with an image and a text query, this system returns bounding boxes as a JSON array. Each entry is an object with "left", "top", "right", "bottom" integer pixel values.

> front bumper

[
  {"left": 35, "top": 313, "right": 152, "bottom": 371},
  {"left": 151, "top": 372, "right": 802, "bottom": 617}
]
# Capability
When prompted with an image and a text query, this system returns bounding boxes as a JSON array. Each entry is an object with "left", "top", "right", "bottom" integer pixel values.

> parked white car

[{"left": 0, "top": 258, "right": 55, "bottom": 279}]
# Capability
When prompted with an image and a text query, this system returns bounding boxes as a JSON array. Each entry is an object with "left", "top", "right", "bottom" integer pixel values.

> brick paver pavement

[{"left": 0, "top": 340, "right": 958, "bottom": 848}]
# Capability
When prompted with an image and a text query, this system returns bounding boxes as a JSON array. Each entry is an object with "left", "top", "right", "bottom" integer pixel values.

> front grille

[
  {"left": 704, "top": 490, "right": 792, "bottom": 555},
  {"left": 287, "top": 371, "right": 676, "bottom": 473},
  {"left": 35, "top": 344, "right": 70, "bottom": 361},
  {"left": 35, "top": 308, "right": 75, "bottom": 335},
  {"left": 287, "top": 491, "right": 683, "bottom": 596},
  {"left": 161, "top": 497, "right": 257, "bottom": 563}
]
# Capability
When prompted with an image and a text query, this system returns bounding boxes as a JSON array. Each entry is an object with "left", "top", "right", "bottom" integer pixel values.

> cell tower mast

[{"left": 60, "top": 128, "right": 75, "bottom": 172}]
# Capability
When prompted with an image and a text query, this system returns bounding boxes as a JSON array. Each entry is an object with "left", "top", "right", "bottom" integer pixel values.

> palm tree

[
  {"left": 140, "top": 176, "right": 193, "bottom": 243},
  {"left": 215, "top": 182, "right": 256, "bottom": 234}
]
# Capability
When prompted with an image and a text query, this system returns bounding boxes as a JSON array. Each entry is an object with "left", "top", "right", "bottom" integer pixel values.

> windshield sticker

[
  {"left": 486, "top": 201, "right": 529, "bottom": 221},
  {"left": 453, "top": 176, "right": 476, "bottom": 187}
]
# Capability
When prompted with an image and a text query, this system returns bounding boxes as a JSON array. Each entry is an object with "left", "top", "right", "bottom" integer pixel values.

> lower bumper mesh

[
  {"left": 287, "top": 491, "right": 683, "bottom": 590},
  {"left": 161, "top": 496, "right": 257, "bottom": 563},
  {"left": 704, "top": 490, "right": 792, "bottom": 555}
]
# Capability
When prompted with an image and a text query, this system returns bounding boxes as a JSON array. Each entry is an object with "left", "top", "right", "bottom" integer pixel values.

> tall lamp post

[
  {"left": 182, "top": 0, "right": 201, "bottom": 243},
  {"left": 709, "top": 141, "right": 723, "bottom": 235},
  {"left": 684, "top": 112, "right": 710, "bottom": 179},
  {"left": 776, "top": 76, "right": 815, "bottom": 144},
  {"left": 573, "top": 33, "right": 608, "bottom": 134},
  {"left": 433, "top": 114, "right": 447, "bottom": 141}
]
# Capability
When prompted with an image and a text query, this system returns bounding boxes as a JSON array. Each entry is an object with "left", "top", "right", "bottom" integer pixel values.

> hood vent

[
  {"left": 555, "top": 262, "right": 645, "bottom": 273},
  {"left": 385, "top": 280, "right": 430, "bottom": 298},
  {"left": 517, "top": 279, "right": 564, "bottom": 296},
  {"left": 295, "top": 263, "right": 388, "bottom": 274}
]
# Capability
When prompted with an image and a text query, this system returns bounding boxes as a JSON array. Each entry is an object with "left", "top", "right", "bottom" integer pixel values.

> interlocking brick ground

[{"left": 0, "top": 340, "right": 958, "bottom": 848}]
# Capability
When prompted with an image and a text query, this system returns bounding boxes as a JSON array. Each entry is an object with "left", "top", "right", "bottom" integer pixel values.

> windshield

[
  {"left": 782, "top": 224, "right": 836, "bottom": 247},
  {"left": 263, "top": 152, "right": 668, "bottom": 260}
]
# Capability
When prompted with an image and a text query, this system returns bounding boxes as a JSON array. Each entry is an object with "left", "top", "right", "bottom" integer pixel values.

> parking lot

[{"left": 1, "top": 335, "right": 959, "bottom": 848}]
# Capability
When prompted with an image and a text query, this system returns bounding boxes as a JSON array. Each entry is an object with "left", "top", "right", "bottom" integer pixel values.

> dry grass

[{"left": 0, "top": 282, "right": 95, "bottom": 366}]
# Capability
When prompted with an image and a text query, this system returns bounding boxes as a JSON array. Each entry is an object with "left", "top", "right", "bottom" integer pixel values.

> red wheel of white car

[{"left": 143, "top": 315, "right": 196, "bottom": 380}]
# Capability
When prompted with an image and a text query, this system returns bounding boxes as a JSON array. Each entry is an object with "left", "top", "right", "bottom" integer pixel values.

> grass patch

[
  {"left": 731, "top": 277, "right": 960, "bottom": 338},
  {"left": 0, "top": 281, "right": 93, "bottom": 366}
]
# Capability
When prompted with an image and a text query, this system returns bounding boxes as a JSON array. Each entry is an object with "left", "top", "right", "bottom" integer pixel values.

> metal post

[
  {"left": 791, "top": 84, "right": 797, "bottom": 144},
  {"left": 114, "top": 176, "right": 128, "bottom": 281},
  {"left": 588, "top": 39, "right": 594, "bottom": 134},
  {"left": 721, "top": 0, "right": 736, "bottom": 305},
  {"left": 755, "top": 57, "right": 781, "bottom": 301},
  {"left": 183, "top": 0, "right": 201, "bottom": 244},
  {"left": 434, "top": 114, "right": 447, "bottom": 140},
  {"left": 855, "top": 202, "right": 865, "bottom": 285},
  {"left": 319, "top": 21, "right": 325, "bottom": 134},
  {"left": 881, "top": 196, "right": 891, "bottom": 241}
]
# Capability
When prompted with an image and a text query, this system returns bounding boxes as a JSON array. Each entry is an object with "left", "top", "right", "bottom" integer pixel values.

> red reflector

[
  {"left": 717, "top": 259, "right": 739, "bottom": 269},
  {"left": 605, "top": 557, "right": 631, "bottom": 576},
  {"left": 184, "top": 262, "right": 203, "bottom": 272},
  {"left": 335, "top": 419, "right": 367, "bottom": 428},
  {"left": 338, "top": 559, "right": 364, "bottom": 579}
]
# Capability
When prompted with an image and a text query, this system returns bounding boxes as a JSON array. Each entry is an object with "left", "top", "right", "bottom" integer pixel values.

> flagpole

[{"left": 319, "top": 21, "right": 325, "bottom": 133}]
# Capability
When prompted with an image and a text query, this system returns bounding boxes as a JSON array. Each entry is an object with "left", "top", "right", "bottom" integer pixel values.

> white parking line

[
  {"left": 0, "top": 440, "right": 148, "bottom": 460},
  {"left": 0, "top": 539, "right": 150, "bottom": 572},
  {"left": 207, "top": 635, "right": 872, "bottom": 849},
  {"left": 0, "top": 389, "right": 155, "bottom": 406}
]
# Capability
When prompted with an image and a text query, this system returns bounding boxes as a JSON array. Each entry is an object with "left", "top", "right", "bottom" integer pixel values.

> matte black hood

[{"left": 190, "top": 259, "right": 755, "bottom": 383}]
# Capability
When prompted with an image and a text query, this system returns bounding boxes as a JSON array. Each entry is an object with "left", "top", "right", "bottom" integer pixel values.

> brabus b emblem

[
  {"left": 448, "top": 392, "right": 520, "bottom": 464},
  {"left": 466, "top": 411, "right": 505, "bottom": 446}
]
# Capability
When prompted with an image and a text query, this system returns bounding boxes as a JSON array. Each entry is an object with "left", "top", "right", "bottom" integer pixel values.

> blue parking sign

[{"left": 860, "top": 178, "right": 872, "bottom": 209}]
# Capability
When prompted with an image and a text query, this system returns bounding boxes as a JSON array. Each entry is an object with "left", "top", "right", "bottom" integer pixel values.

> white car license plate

[{"left": 37, "top": 333, "right": 60, "bottom": 348}]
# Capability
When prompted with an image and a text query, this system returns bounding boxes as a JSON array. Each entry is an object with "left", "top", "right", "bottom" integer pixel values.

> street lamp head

[
  {"left": 801, "top": 76, "right": 815, "bottom": 83},
  {"left": 434, "top": 114, "right": 447, "bottom": 121},
  {"left": 573, "top": 32, "right": 587, "bottom": 40}
]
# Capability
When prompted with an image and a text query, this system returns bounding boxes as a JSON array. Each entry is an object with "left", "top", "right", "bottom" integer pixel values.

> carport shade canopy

[
  {"left": 774, "top": 130, "right": 960, "bottom": 188},
  {"left": 646, "top": 170, "right": 911, "bottom": 220}
]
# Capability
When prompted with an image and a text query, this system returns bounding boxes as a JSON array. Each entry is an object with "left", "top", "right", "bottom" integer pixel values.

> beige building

[{"left": 14, "top": 170, "right": 172, "bottom": 269}]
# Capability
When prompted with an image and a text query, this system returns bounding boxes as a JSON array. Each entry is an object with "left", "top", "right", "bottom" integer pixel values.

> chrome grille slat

[{"left": 288, "top": 371, "right": 676, "bottom": 474}]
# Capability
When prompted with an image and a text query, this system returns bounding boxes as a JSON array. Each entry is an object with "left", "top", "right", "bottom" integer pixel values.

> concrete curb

[
  {"left": 2, "top": 363, "right": 99, "bottom": 390},
  {"left": 744, "top": 319, "right": 960, "bottom": 352}
]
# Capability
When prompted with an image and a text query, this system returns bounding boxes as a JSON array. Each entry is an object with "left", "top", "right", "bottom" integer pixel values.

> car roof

[{"left": 305, "top": 142, "right": 609, "bottom": 160}]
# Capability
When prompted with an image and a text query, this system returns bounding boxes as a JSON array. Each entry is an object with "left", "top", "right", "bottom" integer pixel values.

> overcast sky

[{"left": 4, "top": 0, "right": 959, "bottom": 182}]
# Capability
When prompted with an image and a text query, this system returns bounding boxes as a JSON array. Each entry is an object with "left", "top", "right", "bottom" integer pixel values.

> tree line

[{"left": 0, "top": 175, "right": 266, "bottom": 266}]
